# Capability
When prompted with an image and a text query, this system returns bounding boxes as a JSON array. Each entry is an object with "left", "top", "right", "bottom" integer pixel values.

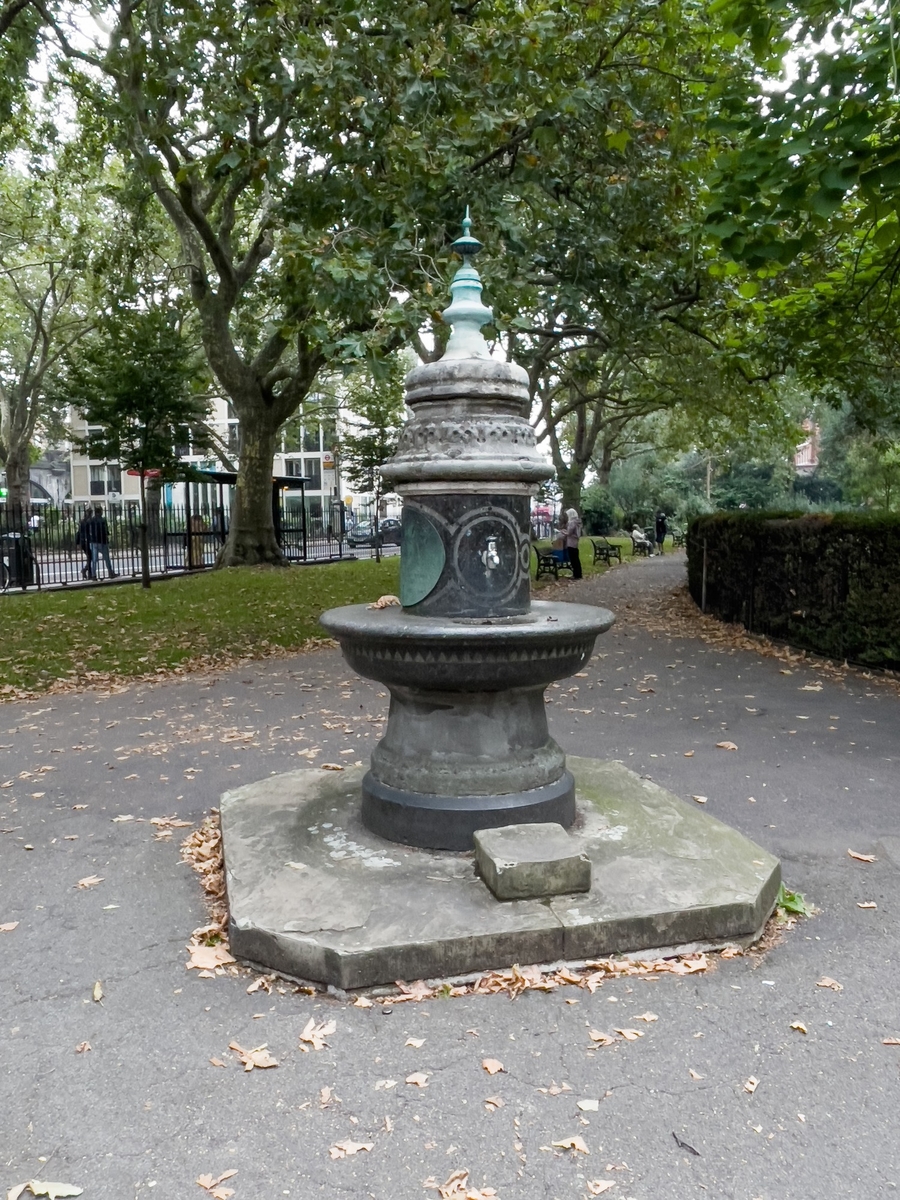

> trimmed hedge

[{"left": 686, "top": 512, "right": 900, "bottom": 667}]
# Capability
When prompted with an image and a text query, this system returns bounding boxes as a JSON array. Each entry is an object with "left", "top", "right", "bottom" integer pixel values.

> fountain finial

[{"left": 442, "top": 208, "right": 493, "bottom": 360}]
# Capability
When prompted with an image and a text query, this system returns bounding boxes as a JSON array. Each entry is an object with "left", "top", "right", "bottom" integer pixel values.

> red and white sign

[{"left": 125, "top": 469, "right": 162, "bottom": 478}]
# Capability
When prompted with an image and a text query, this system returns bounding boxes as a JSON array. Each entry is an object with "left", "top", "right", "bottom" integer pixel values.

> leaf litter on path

[
  {"left": 228, "top": 1041, "right": 278, "bottom": 1071},
  {"left": 7, "top": 1185, "right": 83, "bottom": 1199},
  {"left": 423, "top": 1169, "right": 497, "bottom": 1199},
  {"left": 299, "top": 1017, "right": 336, "bottom": 1051},
  {"left": 196, "top": 1170, "right": 238, "bottom": 1199}
]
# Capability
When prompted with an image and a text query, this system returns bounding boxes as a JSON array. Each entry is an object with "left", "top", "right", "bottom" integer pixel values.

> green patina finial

[{"left": 442, "top": 208, "right": 492, "bottom": 360}]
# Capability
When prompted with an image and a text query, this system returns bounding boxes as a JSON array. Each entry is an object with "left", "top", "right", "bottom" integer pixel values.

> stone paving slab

[{"left": 221, "top": 756, "right": 780, "bottom": 987}]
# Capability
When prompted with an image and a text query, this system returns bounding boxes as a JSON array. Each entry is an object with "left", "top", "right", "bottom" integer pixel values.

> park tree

[
  {"left": 338, "top": 353, "right": 408, "bottom": 561},
  {"left": 62, "top": 307, "right": 209, "bottom": 588},
  {"left": 0, "top": 165, "right": 99, "bottom": 515},
  {"left": 29, "top": 0, "right": 786, "bottom": 560}
]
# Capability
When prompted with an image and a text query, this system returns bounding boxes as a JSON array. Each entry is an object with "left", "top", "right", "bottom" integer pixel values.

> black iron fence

[{"left": 0, "top": 496, "right": 367, "bottom": 594}]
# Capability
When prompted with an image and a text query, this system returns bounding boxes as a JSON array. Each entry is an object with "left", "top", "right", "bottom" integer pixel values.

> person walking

[
  {"left": 75, "top": 510, "right": 94, "bottom": 579},
  {"left": 655, "top": 511, "right": 668, "bottom": 555},
  {"left": 563, "top": 507, "right": 583, "bottom": 580},
  {"left": 87, "top": 506, "right": 118, "bottom": 580}
]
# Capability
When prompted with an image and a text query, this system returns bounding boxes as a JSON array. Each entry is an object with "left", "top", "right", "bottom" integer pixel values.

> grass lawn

[
  {"left": 0, "top": 558, "right": 401, "bottom": 697},
  {"left": 0, "top": 537, "right": 639, "bottom": 698}
]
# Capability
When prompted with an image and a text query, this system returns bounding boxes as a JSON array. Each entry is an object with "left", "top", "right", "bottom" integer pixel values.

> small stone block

[{"left": 475, "top": 822, "right": 591, "bottom": 900}]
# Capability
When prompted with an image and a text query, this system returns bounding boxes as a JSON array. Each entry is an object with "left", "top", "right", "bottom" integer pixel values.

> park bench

[
  {"left": 631, "top": 534, "right": 652, "bottom": 557},
  {"left": 671, "top": 527, "right": 685, "bottom": 548},
  {"left": 534, "top": 547, "right": 573, "bottom": 581},
  {"left": 591, "top": 537, "right": 622, "bottom": 565}
]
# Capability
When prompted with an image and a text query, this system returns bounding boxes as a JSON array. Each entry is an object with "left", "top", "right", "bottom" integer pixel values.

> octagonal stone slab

[{"left": 220, "top": 757, "right": 780, "bottom": 989}]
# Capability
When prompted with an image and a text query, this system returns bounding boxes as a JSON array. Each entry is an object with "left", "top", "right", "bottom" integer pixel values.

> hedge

[{"left": 686, "top": 512, "right": 900, "bottom": 667}]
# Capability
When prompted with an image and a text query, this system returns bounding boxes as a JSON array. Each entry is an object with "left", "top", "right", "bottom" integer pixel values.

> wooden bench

[
  {"left": 534, "top": 548, "right": 573, "bottom": 581},
  {"left": 591, "top": 537, "right": 622, "bottom": 565},
  {"left": 631, "top": 534, "right": 652, "bottom": 557},
  {"left": 671, "top": 527, "right": 685, "bottom": 548}
]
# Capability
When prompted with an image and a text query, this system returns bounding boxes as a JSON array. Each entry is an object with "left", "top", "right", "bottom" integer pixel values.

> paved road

[{"left": 1, "top": 553, "right": 898, "bottom": 1199}]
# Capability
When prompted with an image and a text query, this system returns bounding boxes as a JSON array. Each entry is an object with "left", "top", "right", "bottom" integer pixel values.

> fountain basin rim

[{"left": 320, "top": 599, "right": 614, "bottom": 644}]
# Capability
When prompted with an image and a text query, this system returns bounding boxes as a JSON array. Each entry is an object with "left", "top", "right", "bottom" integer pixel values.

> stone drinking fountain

[
  {"left": 319, "top": 214, "right": 613, "bottom": 851},
  {"left": 219, "top": 216, "right": 781, "bottom": 989}
]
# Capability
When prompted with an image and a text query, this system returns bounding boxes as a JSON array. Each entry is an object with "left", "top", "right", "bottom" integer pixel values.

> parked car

[{"left": 347, "top": 518, "right": 402, "bottom": 548}]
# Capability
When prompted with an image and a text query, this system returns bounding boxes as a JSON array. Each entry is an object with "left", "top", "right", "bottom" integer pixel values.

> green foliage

[
  {"left": 580, "top": 484, "right": 619, "bottom": 536},
  {"left": 776, "top": 884, "right": 812, "bottom": 919},
  {"left": 62, "top": 308, "right": 209, "bottom": 477},
  {"left": 338, "top": 354, "right": 408, "bottom": 496},
  {"left": 687, "top": 511, "right": 900, "bottom": 665}
]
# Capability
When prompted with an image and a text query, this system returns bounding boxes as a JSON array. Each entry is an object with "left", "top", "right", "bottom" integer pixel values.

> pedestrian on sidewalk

[
  {"left": 88, "top": 506, "right": 118, "bottom": 580},
  {"left": 75, "top": 510, "right": 94, "bottom": 579},
  {"left": 563, "top": 507, "right": 583, "bottom": 579},
  {"left": 655, "top": 511, "right": 667, "bottom": 555}
]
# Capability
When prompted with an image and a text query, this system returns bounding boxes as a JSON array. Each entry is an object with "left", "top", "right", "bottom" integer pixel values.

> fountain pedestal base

[{"left": 361, "top": 768, "right": 575, "bottom": 850}]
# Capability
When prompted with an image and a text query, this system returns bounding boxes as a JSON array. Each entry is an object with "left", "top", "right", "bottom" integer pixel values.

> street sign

[{"left": 125, "top": 469, "right": 162, "bottom": 478}]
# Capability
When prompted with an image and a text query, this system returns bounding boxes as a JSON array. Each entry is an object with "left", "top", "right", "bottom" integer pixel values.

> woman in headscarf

[{"left": 563, "top": 507, "right": 583, "bottom": 579}]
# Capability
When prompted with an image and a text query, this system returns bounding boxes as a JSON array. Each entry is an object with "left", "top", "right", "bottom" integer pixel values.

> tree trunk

[
  {"left": 556, "top": 462, "right": 588, "bottom": 516},
  {"left": 218, "top": 420, "right": 283, "bottom": 566},
  {"left": 4, "top": 441, "right": 31, "bottom": 520},
  {"left": 595, "top": 441, "right": 614, "bottom": 487}
]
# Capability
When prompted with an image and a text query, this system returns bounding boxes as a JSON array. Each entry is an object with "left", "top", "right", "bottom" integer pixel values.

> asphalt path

[{"left": 1, "top": 552, "right": 898, "bottom": 1199}]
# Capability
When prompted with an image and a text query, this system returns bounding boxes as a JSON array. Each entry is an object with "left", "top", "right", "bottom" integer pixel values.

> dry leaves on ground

[
  {"left": 816, "top": 977, "right": 843, "bottom": 991},
  {"left": 743, "top": 1076, "right": 759, "bottom": 1094},
  {"left": 92, "top": 982, "right": 103, "bottom": 1003},
  {"left": 196, "top": 1170, "right": 238, "bottom": 1200},
  {"left": 405, "top": 1036, "right": 425, "bottom": 1048},
  {"left": 75, "top": 1041, "right": 91, "bottom": 1054},
  {"left": 857, "top": 901, "right": 878, "bottom": 909},
  {"left": 633, "top": 1012, "right": 658, "bottom": 1022},
  {"left": 406, "top": 1072, "right": 430, "bottom": 1087},
  {"left": 299, "top": 1017, "right": 336, "bottom": 1051},
  {"left": 790, "top": 1022, "right": 808, "bottom": 1034},
  {"left": 552, "top": 1136, "right": 590, "bottom": 1154},
  {"left": 75, "top": 875, "right": 103, "bottom": 889},
  {"left": 329, "top": 1140, "right": 373, "bottom": 1159},
  {"left": 228, "top": 1041, "right": 278, "bottom": 1071},
  {"left": 0, "top": 921, "right": 18, "bottom": 932},
  {"left": 614, "top": 1028, "right": 644, "bottom": 1041},
  {"left": 715, "top": 741, "right": 738, "bottom": 752},
  {"left": 883, "top": 1037, "right": 900, "bottom": 1046},
  {"left": 424, "top": 1169, "right": 497, "bottom": 1199},
  {"left": 482, "top": 1058, "right": 505, "bottom": 1075},
  {"left": 484, "top": 1096, "right": 504, "bottom": 1111},
  {"left": 7, "top": 1184, "right": 84, "bottom": 1199},
  {"left": 848, "top": 850, "right": 876, "bottom": 863},
  {"left": 586, "top": 1182, "right": 616, "bottom": 1196},
  {"left": 367, "top": 594, "right": 401, "bottom": 609}
]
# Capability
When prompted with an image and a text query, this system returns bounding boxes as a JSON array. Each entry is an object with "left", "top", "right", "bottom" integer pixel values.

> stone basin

[{"left": 320, "top": 599, "right": 614, "bottom": 691}]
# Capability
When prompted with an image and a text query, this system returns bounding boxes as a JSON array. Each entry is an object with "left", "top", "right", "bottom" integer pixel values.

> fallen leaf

[
  {"left": 299, "top": 1017, "right": 336, "bottom": 1051},
  {"left": 329, "top": 1140, "right": 374, "bottom": 1159},
  {"left": 743, "top": 1076, "right": 759, "bottom": 1094},
  {"left": 9, "top": 1185, "right": 84, "bottom": 1199},
  {"left": 586, "top": 1183, "right": 616, "bottom": 1195},
  {"left": 883, "top": 1037, "right": 900, "bottom": 1046},
  {"left": 374, "top": 1079, "right": 397, "bottom": 1090},
  {"left": 319, "top": 1086, "right": 334, "bottom": 1106},
  {"left": 405, "top": 1036, "right": 425, "bottom": 1048},
  {"left": 816, "top": 977, "right": 843, "bottom": 992},
  {"left": 683, "top": 750, "right": 694, "bottom": 757},
  {"left": 367, "top": 594, "right": 401, "bottom": 609},
  {"left": 691, "top": 795, "right": 708, "bottom": 804},
  {"left": 0, "top": 921, "right": 19, "bottom": 932},
  {"left": 405, "top": 1072, "right": 429, "bottom": 1087},
  {"left": 187, "top": 943, "right": 236, "bottom": 971},
  {"left": 320, "top": 763, "right": 344, "bottom": 771},
  {"left": 716, "top": 741, "right": 738, "bottom": 751},
  {"left": 196, "top": 1171, "right": 238, "bottom": 1198},
  {"left": 577, "top": 1099, "right": 600, "bottom": 1112},
  {"left": 75, "top": 1042, "right": 91, "bottom": 1054},
  {"left": 857, "top": 901, "right": 878, "bottom": 909},
  {"left": 848, "top": 850, "right": 876, "bottom": 862},
  {"left": 383, "top": 1115, "right": 393, "bottom": 1131},
  {"left": 688, "top": 1068, "right": 703, "bottom": 1080},
  {"left": 484, "top": 1096, "right": 505, "bottom": 1111},
  {"left": 614, "top": 1028, "right": 644, "bottom": 1040},
  {"left": 92, "top": 981, "right": 103, "bottom": 1003},
  {"left": 588, "top": 1030, "right": 615, "bottom": 1046},
  {"left": 209, "top": 1057, "right": 227, "bottom": 1068},
  {"left": 75, "top": 875, "right": 103, "bottom": 889},
  {"left": 423, "top": 1168, "right": 497, "bottom": 1199},
  {"left": 228, "top": 1041, "right": 278, "bottom": 1071},
  {"left": 790, "top": 1022, "right": 807, "bottom": 1034},
  {"left": 354, "top": 996, "right": 374, "bottom": 1008},
  {"left": 633, "top": 1012, "right": 658, "bottom": 1023},
  {"left": 551, "top": 1136, "right": 589, "bottom": 1153},
  {"left": 482, "top": 1058, "right": 505, "bottom": 1075}
]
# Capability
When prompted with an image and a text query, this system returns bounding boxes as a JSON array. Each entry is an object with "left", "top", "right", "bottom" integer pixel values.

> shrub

[
  {"left": 687, "top": 512, "right": 900, "bottom": 667},
  {"left": 581, "top": 484, "right": 619, "bottom": 535}
]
